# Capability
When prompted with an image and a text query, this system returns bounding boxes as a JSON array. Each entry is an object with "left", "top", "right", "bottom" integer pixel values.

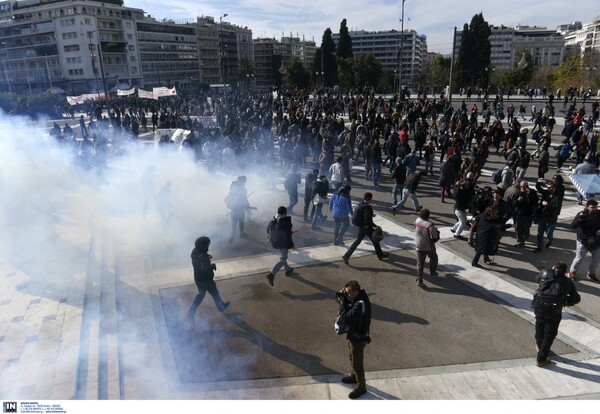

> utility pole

[
  {"left": 399, "top": 0, "right": 405, "bottom": 98},
  {"left": 449, "top": 26, "right": 456, "bottom": 105}
]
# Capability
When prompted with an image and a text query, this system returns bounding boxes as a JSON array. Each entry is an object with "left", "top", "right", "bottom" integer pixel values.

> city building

[
  {"left": 453, "top": 25, "right": 565, "bottom": 70},
  {"left": 253, "top": 36, "right": 316, "bottom": 89},
  {"left": 135, "top": 16, "right": 199, "bottom": 89},
  {"left": 332, "top": 29, "right": 428, "bottom": 88},
  {"left": 0, "top": 0, "right": 144, "bottom": 94}
]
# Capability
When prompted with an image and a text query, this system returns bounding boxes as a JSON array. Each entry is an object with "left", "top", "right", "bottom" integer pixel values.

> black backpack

[
  {"left": 267, "top": 218, "right": 285, "bottom": 249},
  {"left": 351, "top": 202, "right": 367, "bottom": 227},
  {"left": 533, "top": 268, "right": 565, "bottom": 307}
]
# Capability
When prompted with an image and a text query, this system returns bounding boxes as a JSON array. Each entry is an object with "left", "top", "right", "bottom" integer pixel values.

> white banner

[
  {"left": 66, "top": 92, "right": 105, "bottom": 105},
  {"left": 137, "top": 89, "right": 155, "bottom": 99},
  {"left": 153, "top": 86, "right": 177, "bottom": 99},
  {"left": 117, "top": 87, "right": 136, "bottom": 96}
]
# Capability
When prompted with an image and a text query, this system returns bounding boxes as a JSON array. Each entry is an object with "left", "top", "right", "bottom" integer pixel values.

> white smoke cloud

[{"left": 0, "top": 108, "right": 290, "bottom": 397}]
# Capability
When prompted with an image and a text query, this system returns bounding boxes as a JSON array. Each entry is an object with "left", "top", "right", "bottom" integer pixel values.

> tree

[
  {"left": 336, "top": 18, "right": 353, "bottom": 59},
  {"left": 316, "top": 28, "right": 338, "bottom": 86},
  {"left": 500, "top": 49, "right": 533, "bottom": 88},
  {"left": 456, "top": 13, "right": 491, "bottom": 90},
  {"left": 426, "top": 54, "right": 451, "bottom": 94},
  {"left": 551, "top": 54, "right": 583, "bottom": 93},
  {"left": 284, "top": 58, "right": 310, "bottom": 90},
  {"left": 336, "top": 56, "right": 354, "bottom": 89},
  {"left": 353, "top": 53, "right": 383, "bottom": 89}
]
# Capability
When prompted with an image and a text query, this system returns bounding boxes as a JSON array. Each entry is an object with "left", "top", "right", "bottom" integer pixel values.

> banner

[
  {"left": 153, "top": 86, "right": 177, "bottom": 99},
  {"left": 137, "top": 89, "right": 155, "bottom": 99},
  {"left": 66, "top": 92, "right": 105, "bottom": 105},
  {"left": 117, "top": 87, "right": 136, "bottom": 96}
]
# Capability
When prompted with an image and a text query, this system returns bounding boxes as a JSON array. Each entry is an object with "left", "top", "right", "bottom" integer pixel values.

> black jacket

[
  {"left": 191, "top": 248, "right": 215, "bottom": 286},
  {"left": 392, "top": 163, "right": 407, "bottom": 185},
  {"left": 571, "top": 208, "right": 600, "bottom": 249},
  {"left": 341, "top": 289, "right": 372, "bottom": 343},
  {"left": 534, "top": 270, "right": 581, "bottom": 311}
]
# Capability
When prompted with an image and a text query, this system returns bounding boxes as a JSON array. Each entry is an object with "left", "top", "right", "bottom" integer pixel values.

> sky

[{"left": 127, "top": 0, "right": 599, "bottom": 55}]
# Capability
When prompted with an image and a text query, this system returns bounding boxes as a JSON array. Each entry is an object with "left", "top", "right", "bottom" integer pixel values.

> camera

[{"left": 336, "top": 290, "right": 349, "bottom": 302}]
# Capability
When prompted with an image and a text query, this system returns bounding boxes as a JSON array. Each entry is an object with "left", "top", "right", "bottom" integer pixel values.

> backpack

[
  {"left": 491, "top": 168, "right": 503, "bottom": 184},
  {"left": 559, "top": 144, "right": 570, "bottom": 157},
  {"left": 351, "top": 202, "right": 366, "bottom": 227},
  {"left": 533, "top": 269, "right": 565, "bottom": 307},
  {"left": 267, "top": 218, "right": 285, "bottom": 249}
]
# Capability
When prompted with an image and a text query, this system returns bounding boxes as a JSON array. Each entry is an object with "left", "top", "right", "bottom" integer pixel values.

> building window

[
  {"left": 64, "top": 44, "right": 80, "bottom": 52},
  {"left": 62, "top": 32, "right": 77, "bottom": 40}
]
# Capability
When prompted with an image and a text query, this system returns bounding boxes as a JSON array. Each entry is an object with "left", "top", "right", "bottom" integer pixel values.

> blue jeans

[
  {"left": 452, "top": 209, "right": 469, "bottom": 236},
  {"left": 392, "top": 183, "right": 404, "bottom": 205},
  {"left": 372, "top": 162, "right": 381, "bottom": 184},
  {"left": 334, "top": 216, "right": 350, "bottom": 244},
  {"left": 394, "top": 189, "right": 420, "bottom": 211},
  {"left": 271, "top": 248, "right": 291, "bottom": 275},
  {"left": 570, "top": 239, "right": 600, "bottom": 275},
  {"left": 312, "top": 203, "right": 325, "bottom": 228},
  {"left": 536, "top": 218, "right": 556, "bottom": 248}
]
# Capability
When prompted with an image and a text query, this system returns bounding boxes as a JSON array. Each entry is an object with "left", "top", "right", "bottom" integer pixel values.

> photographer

[
  {"left": 533, "top": 262, "right": 580, "bottom": 367},
  {"left": 336, "top": 280, "right": 372, "bottom": 399},
  {"left": 185, "top": 236, "right": 230, "bottom": 328}
]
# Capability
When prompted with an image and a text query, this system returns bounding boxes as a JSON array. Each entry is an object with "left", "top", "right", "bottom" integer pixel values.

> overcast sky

[{"left": 129, "top": 0, "right": 598, "bottom": 55}]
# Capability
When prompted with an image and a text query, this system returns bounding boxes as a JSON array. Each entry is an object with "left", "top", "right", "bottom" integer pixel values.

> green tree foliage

[
  {"left": 284, "top": 58, "right": 310, "bottom": 90},
  {"left": 456, "top": 13, "right": 491, "bottom": 89},
  {"left": 336, "top": 18, "right": 353, "bottom": 59},
  {"left": 551, "top": 54, "right": 583, "bottom": 92},
  {"left": 238, "top": 57, "right": 254, "bottom": 77},
  {"left": 336, "top": 56, "right": 355, "bottom": 89},
  {"left": 427, "top": 54, "right": 451, "bottom": 93},
  {"left": 500, "top": 48, "right": 533, "bottom": 88},
  {"left": 353, "top": 53, "right": 383, "bottom": 89},
  {"left": 318, "top": 28, "right": 338, "bottom": 86}
]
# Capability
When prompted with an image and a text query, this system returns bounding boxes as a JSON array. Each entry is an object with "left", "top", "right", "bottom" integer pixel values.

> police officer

[
  {"left": 532, "top": 262, "right": 580, "bottom": 367},
  {"left": 337, "top": 280, "right": 372, "bottom": 399}
]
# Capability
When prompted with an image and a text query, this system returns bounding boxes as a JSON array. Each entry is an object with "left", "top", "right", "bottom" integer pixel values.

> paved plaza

[{"left": 1, "top": 109, "right": 600, "bottom": 401}]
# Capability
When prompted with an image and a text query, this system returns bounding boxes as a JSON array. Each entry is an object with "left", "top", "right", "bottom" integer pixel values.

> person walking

[
  {"left": 471, "top": 206, "right": 511, "bottom": 266},
  {"left": 439, "top": 154, "right": 455, "bottom": 203},
  {"left": 329, "top": 185, "right": 353, "bottom": 246},
  {"left": 328, "top": 156, "right": 345, "bottom": 191},
  {"left": 284, "top": 164, "right": 302, "bottom": 215},
  {"left": 225, "top": 175, "right": 255, "bottom": 244},
  {"left": 337, "top": 280, "right": 372, "bottom": 399},
  {"left": 513, "top": 181, "right": 539, "bottom": 247},
  {"left": 342, "top": 192, "right": 388, "bottom": 265},
  {"left": 185, "top": 236, "right": 230, "bottom": 327},
  {"left": 534, "top": 179, "right": 561, "bottom": 252},
  {"left": 414, "top": 208, "right": 440, "bottom": 287},
  {"left": 393, "top": 170, "right": 424, "bottom": 213},
  {"left": 303, "top": 168, "right": 319, "bottom": 222},
  {"left": 391, "top": 157, "right": 407, "bottom": 208},
  {"left": 266, "top": 206, "right": 295, "bottom": 286},
  {"left": 569, "top": 199, "right": 600, "bottom": 282},
  {"left": 451, "top": 179, "right": 474, "bottom": 241},
  {"left": 311, "top": 175, "right": 329, "bottom": 230},
  {"left": 532, "top": 262, "right": 580, "bottom": 367}
]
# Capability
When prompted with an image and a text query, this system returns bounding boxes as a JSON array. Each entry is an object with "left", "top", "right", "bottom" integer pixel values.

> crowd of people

[{"left": 44, "top": 85, "right": 600, "bottom": 397}]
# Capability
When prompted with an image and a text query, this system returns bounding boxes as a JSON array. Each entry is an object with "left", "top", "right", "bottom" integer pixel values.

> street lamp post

[
  {"left": 0, "top": 42, "right": 12, "bottom": 93},
  {"left": 399, "top": 0, "right": 405, "bottom": 98},
  {"left": 23, "top": 58, "right": 32, "bottom": 95},
  {"left": 219, "top": 13, "right": 228, "bottom": 99}
]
